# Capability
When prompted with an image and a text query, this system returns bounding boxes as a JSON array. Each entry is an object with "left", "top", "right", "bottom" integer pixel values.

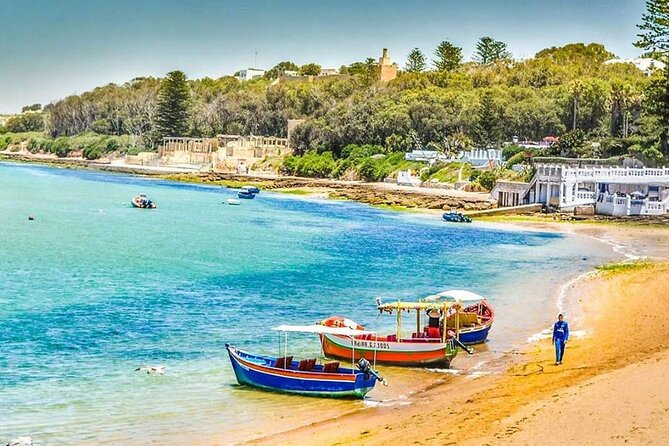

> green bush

[
  {"left": 82, "top": 146, "right": 103, "bottom": 160},
  {"left": 358, "top": 158, "right": 379, "bottom": 181},
  {"left": 502, "top": 144, "right": 525, "bottom": 160},
  {"left": 505, "top": 151, "right": 531, "bottom": 167},
  {"left": 281, "top": 151, "right": 336, "bottom": 178},
  {"left": 0, "top": 135, "right": 11, "bottom": 151},
  {"left": 477, "top": 170, "right": 498, "bottom": 191}
]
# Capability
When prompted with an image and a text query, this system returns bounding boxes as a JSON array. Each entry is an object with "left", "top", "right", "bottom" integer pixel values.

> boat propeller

[{"left": 357, "top": 358, "right": 388, "bottom": 386}]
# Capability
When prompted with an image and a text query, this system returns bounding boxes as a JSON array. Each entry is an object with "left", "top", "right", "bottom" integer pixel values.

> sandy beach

[{"left": 236, "top": 227, "right": 669, "bottom": 446}]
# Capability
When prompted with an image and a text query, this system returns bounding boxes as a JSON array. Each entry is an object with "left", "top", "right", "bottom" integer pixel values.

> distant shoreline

[{"left": 4, "top": 153, "right": 669, "bottom": 230}]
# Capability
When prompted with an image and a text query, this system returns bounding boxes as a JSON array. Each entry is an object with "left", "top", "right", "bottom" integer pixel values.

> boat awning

[
  {"left": 377, "top": 301, "right": 461, "bottom": 313},
  {"left": 272, "top": 324, "right": 375, "bottom": 336},
  {"left": 423, "top": 290, "right": 485, "bottom": 303}
]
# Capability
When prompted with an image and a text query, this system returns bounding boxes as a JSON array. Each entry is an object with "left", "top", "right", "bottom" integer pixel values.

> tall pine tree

[
  {"left": 474, "top": 37, "right": 511, "bottom": 64},
  {"left": 476, "top": 90, "right": 502, "bottom": 148},
  {"left": 433, "top": 41, "right": 462, "bottom": 72},
  {"left": 635, "top": 0, "right": 669, "bottom": 152},
  {"left": 156, "top": 71, "right": 191, "bottom": 138},
  {"left": 405, "top": 48, "right": 427, "bottom": 72}
]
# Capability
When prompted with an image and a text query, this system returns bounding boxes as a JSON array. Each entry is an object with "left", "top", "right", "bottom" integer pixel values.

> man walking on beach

[{"left": 552, "top": 313, "right": 570, "bottom": 365}]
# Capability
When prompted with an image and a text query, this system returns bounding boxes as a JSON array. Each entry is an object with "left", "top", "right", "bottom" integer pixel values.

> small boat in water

[
  {"left": 241, "top": 185, "right": 261, "bottom": 194},
  {"left": 442, "top": 210, "right": 471, "bottom": 223},
  {"left": 238, "top": 190, "right": 256, "bottom": 199},
  {"left": 422, "top": 290, "right": 495, "bottom": 345},
  {"left": 226, "top": 199, "right": 241, "bottom": 205},
  {"left": 226, "top": 325, "right": 385, "bottom": 399},
  {"left": 131, "top": 194, "right": 156, "bottom": 209}
]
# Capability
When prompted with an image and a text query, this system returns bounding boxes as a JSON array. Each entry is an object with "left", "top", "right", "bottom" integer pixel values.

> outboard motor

[
  {"left": 453, "top": 337, "right": 475, "bottom": 355},
  {"left": 356, "top": 358, "right": 388, "bottom": 386}
]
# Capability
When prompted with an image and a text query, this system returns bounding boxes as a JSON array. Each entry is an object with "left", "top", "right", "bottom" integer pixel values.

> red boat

[{"left": 319, "top": 291, "right": 493, "bottom": 367}]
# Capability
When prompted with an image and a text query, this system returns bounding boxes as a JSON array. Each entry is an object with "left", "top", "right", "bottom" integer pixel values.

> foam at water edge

[{"left": 586, "top": 233, "right": 645, "bottom": 261}]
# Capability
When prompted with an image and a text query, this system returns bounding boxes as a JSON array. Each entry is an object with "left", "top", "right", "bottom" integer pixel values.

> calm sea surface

[{"left": 0, "top": 162, "right": 616, "bottom": 444}]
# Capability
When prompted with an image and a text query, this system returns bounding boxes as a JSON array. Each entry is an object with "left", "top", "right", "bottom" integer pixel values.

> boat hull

[
  {"left": 458, "top": 322, "right": 492, "bottom": 345},
  {"left": 320, "top": 334, "right": 457, "bottom": 367},
  {"left": 226, "top": 345, "right": 376, "bottom": 399}
]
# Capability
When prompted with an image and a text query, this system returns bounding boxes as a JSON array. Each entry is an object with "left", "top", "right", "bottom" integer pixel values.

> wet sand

[{"left": 239, "top": 251, "right": 669, "bottom": 444}]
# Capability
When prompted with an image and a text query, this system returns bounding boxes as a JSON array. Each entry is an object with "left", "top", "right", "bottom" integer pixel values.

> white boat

[{"left": 226, "top": 199, "right": 241, "bottom": 205}]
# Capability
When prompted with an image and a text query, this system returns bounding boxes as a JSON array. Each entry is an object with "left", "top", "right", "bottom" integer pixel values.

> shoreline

[
  {"left": 238, "top": 260, "right": 669, "bottom": 446},
  {"left": 4, "top": 153, "right": 669, "bottom": 229}
]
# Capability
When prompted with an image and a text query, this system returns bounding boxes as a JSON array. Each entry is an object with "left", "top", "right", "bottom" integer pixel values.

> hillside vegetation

[{"left": 1, "top": 39, "right": 667, "bottom": 188}]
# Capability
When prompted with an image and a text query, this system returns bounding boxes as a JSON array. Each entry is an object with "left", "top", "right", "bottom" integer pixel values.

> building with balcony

[{"left": 504, "top": 163, "right": 669, "bottom": 216}]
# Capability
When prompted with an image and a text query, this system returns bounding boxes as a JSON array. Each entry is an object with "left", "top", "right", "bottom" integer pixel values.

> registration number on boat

[{"left": 353, "top": 340, "right": 390, "bottom": 350}]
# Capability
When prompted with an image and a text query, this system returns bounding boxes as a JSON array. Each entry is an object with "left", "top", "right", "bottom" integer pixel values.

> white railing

[
  {"left": 575, "top": 191, "right": 596, "bottom": 201},
  {"left": 642, "top": 201, "right": 666, "bottom": 215},
  {"left": 562, "top": 166, "right": 669, "bottom": 182},
  {"left": 597, "top": 195, "right": 667, "bottom": 216}
]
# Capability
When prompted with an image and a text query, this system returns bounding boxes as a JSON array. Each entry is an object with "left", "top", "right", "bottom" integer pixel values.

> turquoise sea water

[{"left": 0, "top": 162, "right": 616, "bottom": 444}]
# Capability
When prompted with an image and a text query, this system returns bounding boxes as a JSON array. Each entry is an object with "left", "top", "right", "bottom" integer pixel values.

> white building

[
  {"left": 404, "top": 150, "right": 448, "bottom": 163},
  {"left": 236, "top": 68, "right": 266, "bottom": 81},
  {"left": 604, "top": 57, "right": 666, "bottom": 76},
  {"left": 529, "top": 164, "right": 669, "bottom": 216},
  {"left": 396, "top": 170, "right": 421, "bottom": 187},
  {"left": 319, "top": 68, "right": 339, "bottom": 76},
  {"left": 459, "top": 149, "right": 503, "bottom": 167}
]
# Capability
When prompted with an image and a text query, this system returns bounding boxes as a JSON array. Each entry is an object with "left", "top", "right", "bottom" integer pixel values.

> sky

[{"left": 0, "top": 0, "right": 647, "bottom": 113}]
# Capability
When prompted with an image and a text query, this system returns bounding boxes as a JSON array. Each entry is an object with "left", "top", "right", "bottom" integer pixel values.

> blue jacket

[{"left": 553, "top": 320, "right": 569, "bottom": 342}]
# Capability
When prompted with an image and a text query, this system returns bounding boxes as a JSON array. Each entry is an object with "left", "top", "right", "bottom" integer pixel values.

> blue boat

[
  {"left": 442, "top": 210, "right": 471, "bottom": 223},
  {"left": 226, "top": 325, "right": 386, "bottom": 399},
  {"left": 241, "top": 185, "right": 261, "bottom": 194},
  {"left": 238, "top": 190, "right": 256, "bottom": 199},
  {"left": 423, "top": 290, "right": 495, "bottom": 345}
]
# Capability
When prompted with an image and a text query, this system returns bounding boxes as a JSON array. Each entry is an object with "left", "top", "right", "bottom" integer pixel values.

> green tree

[
  {"left": 298, "top": 63, "right": 322, "bottom": 76},
  {"left": 474, "top": 37, "right": 511, "bottom": 64},
  {"left": 21, "top": 103, "right": 42, "bottom": 113},
  {"left": 155, "top": 71, "right": 191, "bottom": 138},
  {"left": 5, "top": 113, "right": 44, "bottom": 132},
  {"left": 476, "top": 90, "right": 502, "bottom": 147},
  {"left": 570, "top": 79, "right": 583, "bottom": 131},
  {"left": 556, "top": 129, "right": 586, "bottom": 157},
  {"left": 433, "top": 41, "right": 462, "bottom": 72},
  {"left": 635, "top": 0, "right": 669, "bottom": 141},
  {"left": 635, "top": 0, "right": 669, "bottom": 56},
  {"left": 405, "top": 48, "right": 427, "bottom": 72},
  {"left": 360, "top": 58, "right": 380, "bottom": 86},
  {"left": 264, "top": 61, "right": 299, "bottom": 79}
]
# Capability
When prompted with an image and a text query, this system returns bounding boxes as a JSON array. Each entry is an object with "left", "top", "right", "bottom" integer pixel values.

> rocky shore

[{"left": 164, "top": 171, "right": 499, "bottom": 211}]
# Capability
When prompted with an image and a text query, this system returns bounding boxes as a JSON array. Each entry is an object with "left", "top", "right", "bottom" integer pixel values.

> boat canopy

[
  {"left": 272, "top": 324, "right": 375, "bottom": 336},
  {"left": 423, "top": 290, "right": 485, "bottom": 303},
  {"left": 377, "top": 301, "right": 460, "bottom": 313}
]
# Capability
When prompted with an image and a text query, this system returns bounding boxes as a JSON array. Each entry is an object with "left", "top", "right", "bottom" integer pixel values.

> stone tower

[{"left": 378, "top": 48, "right": 397, "bottom": 82}]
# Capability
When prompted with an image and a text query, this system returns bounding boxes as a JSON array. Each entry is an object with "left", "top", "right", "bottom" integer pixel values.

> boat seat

[
  {"left": 322, "top": 362, "right": 340, "bottom": 373},
  {"left": 298, "top": 358, "right": 316, "bottom": 371},
  {"left": 427, "top": 327, "right": 441, "bottom": 339},
  {"left": 274, "top": 356, "right": 293, "bottom": 369}
]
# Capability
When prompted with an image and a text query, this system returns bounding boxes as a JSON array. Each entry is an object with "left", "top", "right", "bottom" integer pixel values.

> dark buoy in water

[{"left": 28, "top": 215, "right": 35, "bottom": 221}]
